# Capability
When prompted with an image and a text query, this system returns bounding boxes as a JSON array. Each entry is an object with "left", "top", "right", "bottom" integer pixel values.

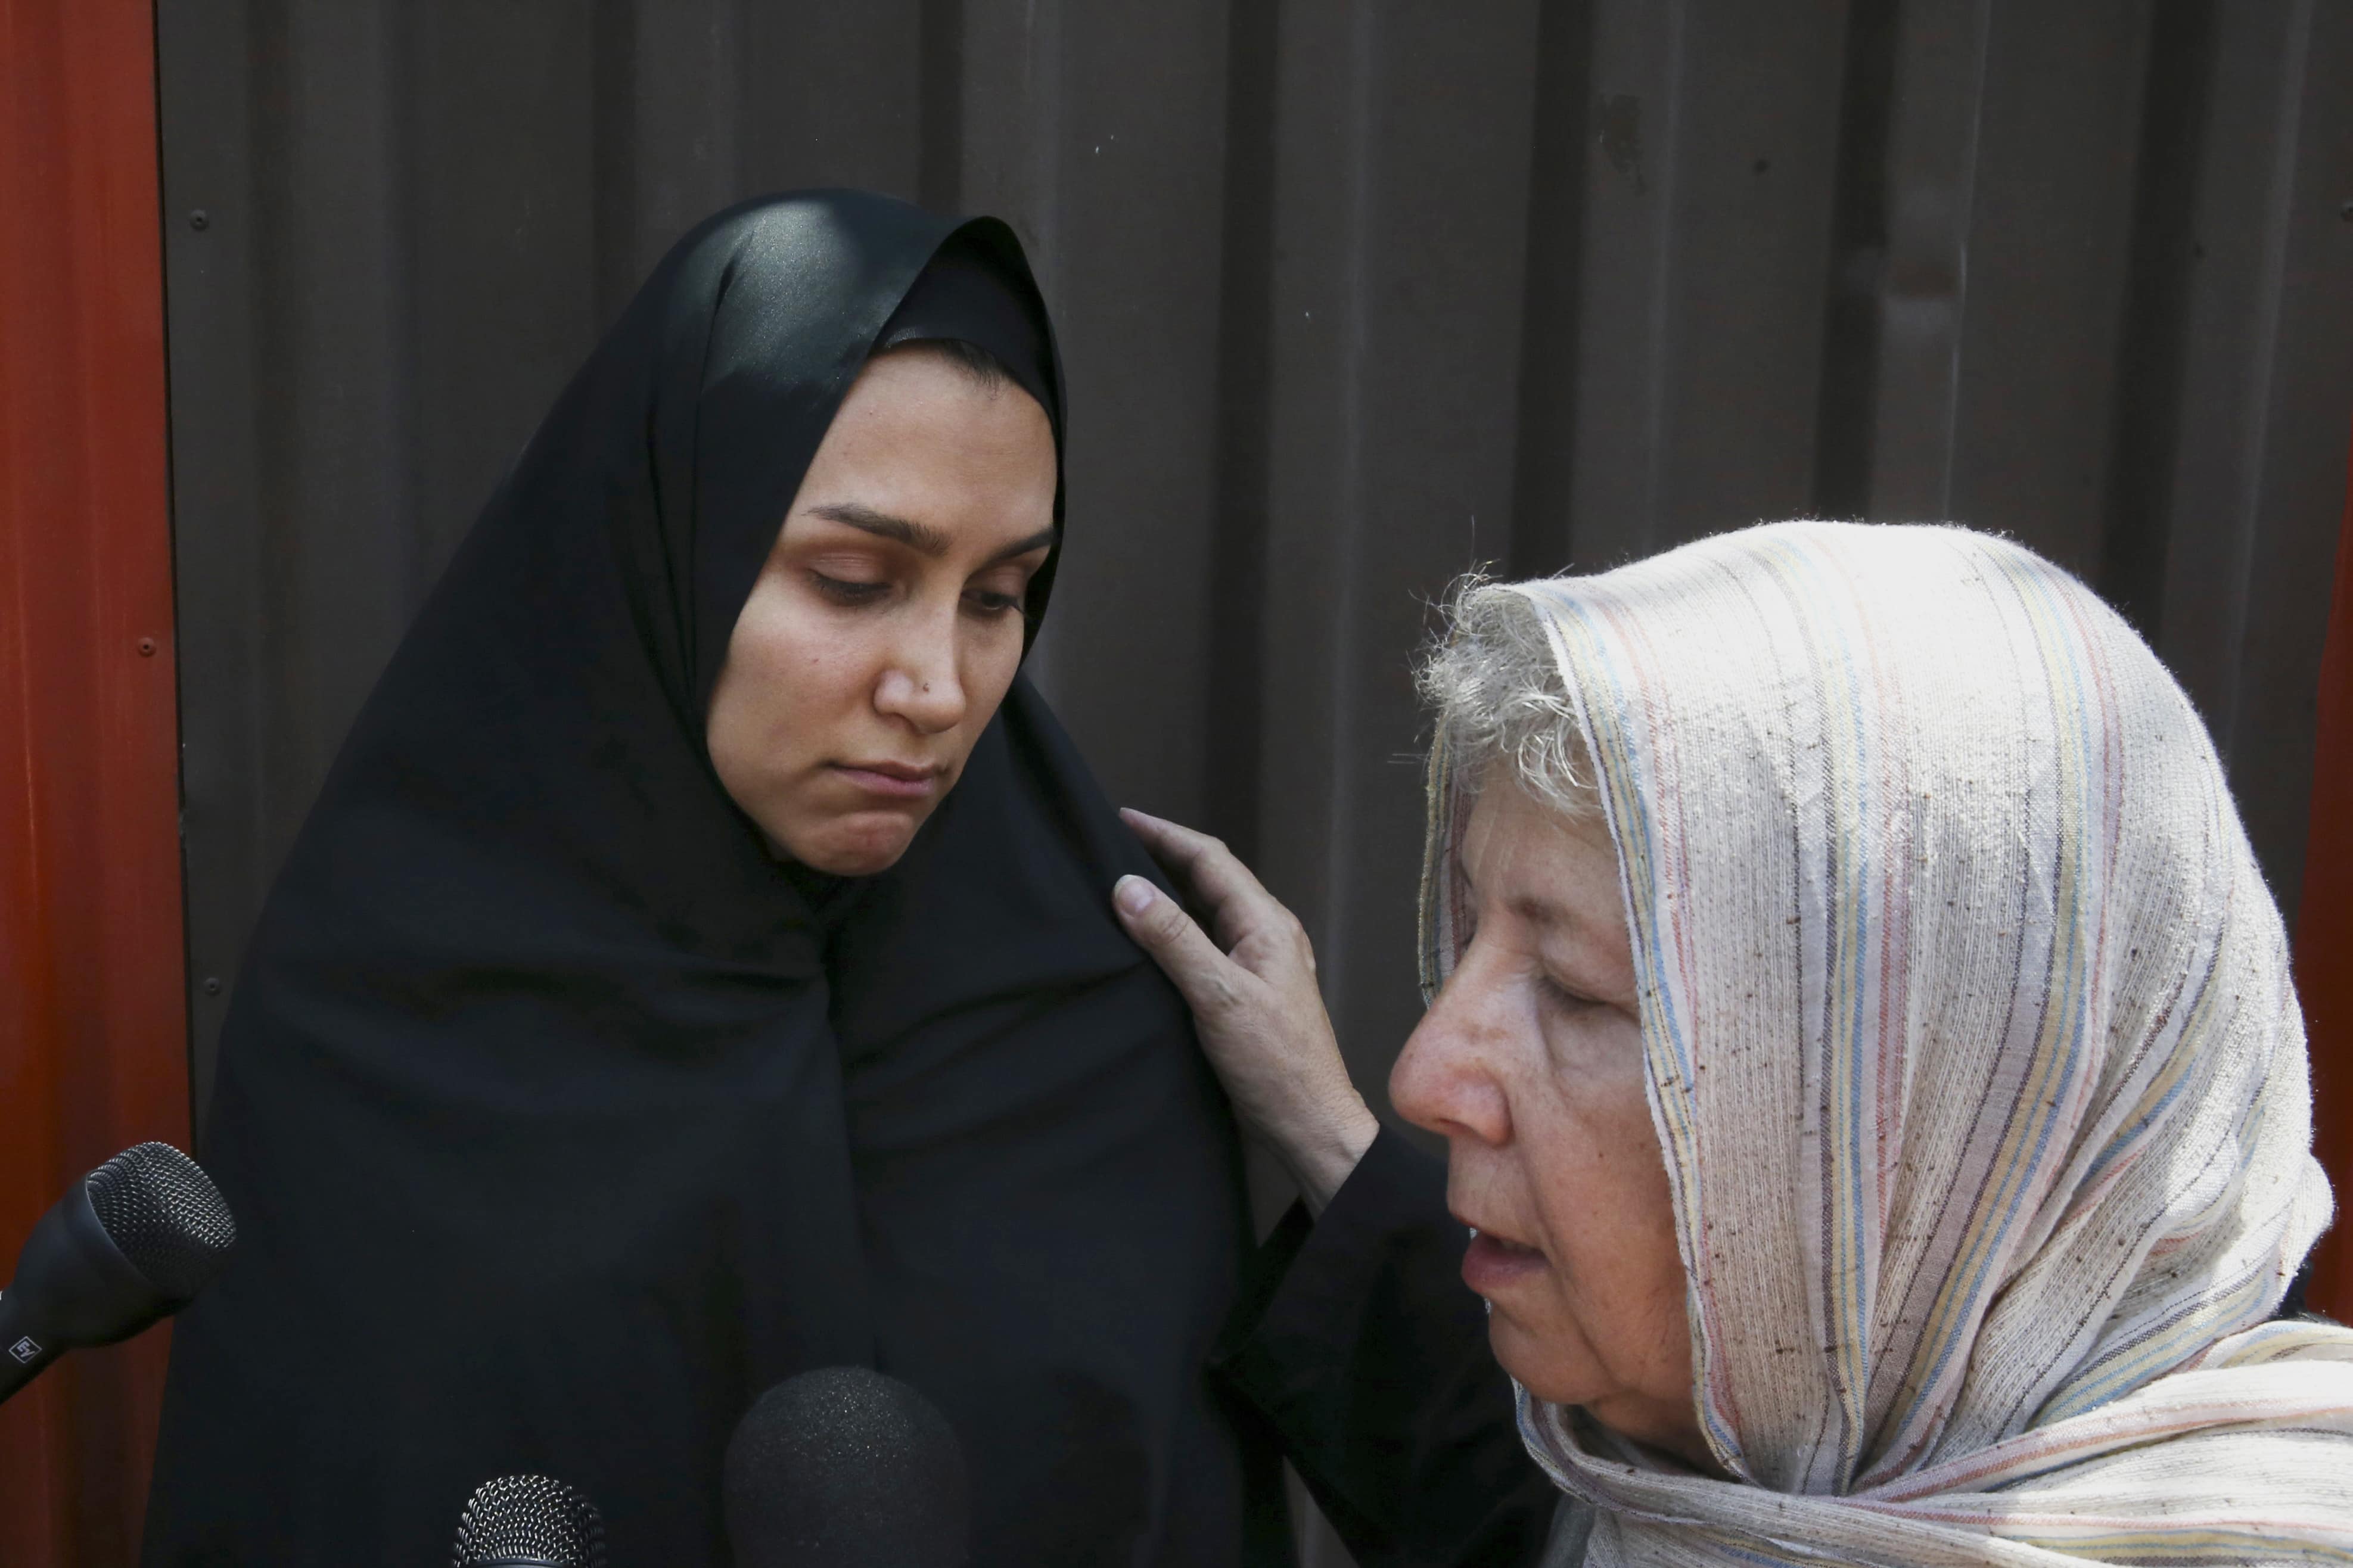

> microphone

[
  {"left": 452, "top": 1474, "right": 607, "bottom": 1568},
  {"left": 0, "top": 1141, "right": 236, "bottom": 1407},
  {"left": 724, "top": 1366, "right": 969, "bottom": 1568}
]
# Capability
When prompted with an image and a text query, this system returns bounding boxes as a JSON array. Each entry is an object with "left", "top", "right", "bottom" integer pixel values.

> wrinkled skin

[
  {"left": 1115, "top": 777, "right": 1704, "bottom": 1466},
  {"left": 1389, "top": 780, "right": 1701, "bottom": 1465}
]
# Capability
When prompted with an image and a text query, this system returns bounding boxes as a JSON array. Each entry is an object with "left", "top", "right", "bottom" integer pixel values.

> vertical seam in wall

[
  {"left": 387, "top": 2, "right": 423, "bottom": 609},
  {"left": 147, "top": 0, "right": 200, "bottom": 1105},
  {"left": 1322, "top": 1, "right": 1376, "bottom": 1008},
  {"left": 2219, "top": 0, "right": 2312, "bottom": 764},
  {"left": 2092, "top": 0, "right": 2203, "bottom": 645},
  {"left": 1939, "top": 0, "right": 1996, "bottom": 517},
  {"left": 1640, "top": 0, "right": 1689, "bottom": 550},
  {"left": 1808, "top": 0, "right": 1897, "bottom": 519},
  {"left": 1029, "top": 0, "right": 1064, "bottom": 298},
  {"left": 726, "top": 0, "right": 753, "bottom": 197},
  {"left": 918, "top": 0, "right": 965, "bottom": 213},
  {"left": 590, "top": 0, "right": 639, "bottom": 321},
  {"left": 1506, "top": 0, "right": 1594, "bottom": 578},
  {"left": 1206, "top": 0, "right": 1275, "bottom": 863},
  {"left": 249, "top": 0, "right": 290, "bottom": 865},
  {"left": 1005, "top": 0, "right": 1068, "bottom": 693}
]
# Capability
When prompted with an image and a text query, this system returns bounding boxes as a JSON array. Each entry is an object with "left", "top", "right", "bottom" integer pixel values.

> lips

[
  {"left": 1457, "top": 1216, "right": 1547, "bottom": 1296},
  {"left": 832, "top": 761, "right": 943, "bottom": 800}
]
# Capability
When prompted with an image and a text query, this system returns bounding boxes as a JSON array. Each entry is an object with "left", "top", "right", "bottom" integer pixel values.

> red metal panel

[
  {"left": 2298, "top": 424, "right": 2353, "bottom": 1323},
  {"left": 0, "top": 0, "right": 192, "bottom": 1561}
]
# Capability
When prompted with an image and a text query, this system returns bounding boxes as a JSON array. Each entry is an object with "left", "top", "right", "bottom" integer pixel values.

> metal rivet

[
  {"left": 201, "top": 977, "right": 222, "bottom": 996},
  {"left": 188, "top": 209, "right": 210, "bottom": 231},
  {"left": 136, "top": 637, "right": 157, "bottom": 657}
]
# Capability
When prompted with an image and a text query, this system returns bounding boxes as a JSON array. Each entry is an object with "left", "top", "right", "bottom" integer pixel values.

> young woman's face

[
  {"left": 1388, "top": 777, "right": 1704, "bottom": 1466},
  {"left": 707, "top": 346, "right": 1056, "bottom": 875}
]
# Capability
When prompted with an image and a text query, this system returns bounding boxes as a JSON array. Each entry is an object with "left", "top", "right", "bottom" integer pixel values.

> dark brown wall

[
  {"left": 159, "top": 0, "right": 2353, "bottom": 1133},
  {"left": 154, "top": 1, "right": 2350, "bottom": 1194}
]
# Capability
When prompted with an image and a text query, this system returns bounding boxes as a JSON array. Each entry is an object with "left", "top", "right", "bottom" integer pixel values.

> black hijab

[{"left": 143, "top": 191, "right": 1285, "bottom": 1567}]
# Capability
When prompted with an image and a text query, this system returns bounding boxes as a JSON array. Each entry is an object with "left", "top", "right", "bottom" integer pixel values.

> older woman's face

[
  {"left": 1390, "top": 778, "right": 1702, "bottom": 1464},
  {"left": 706, "top": 347, "right": 1056, "bottom": 875}
]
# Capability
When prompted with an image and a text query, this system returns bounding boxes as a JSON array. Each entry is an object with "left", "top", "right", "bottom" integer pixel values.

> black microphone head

[
  {"left": 451, "top": 1474, "right": 607, "bottom": 1568},
  {"left": 85, "top": 1142, "right": 235, "bottom": 1301},
  {"left": 725, "top": 1366, "right": 969, "bottom": 1568}
]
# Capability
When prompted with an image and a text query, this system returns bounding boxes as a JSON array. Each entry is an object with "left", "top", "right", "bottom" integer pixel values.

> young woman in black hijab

[{"left": 141, "top": 191, "right": 1292, "bottom": 1567}]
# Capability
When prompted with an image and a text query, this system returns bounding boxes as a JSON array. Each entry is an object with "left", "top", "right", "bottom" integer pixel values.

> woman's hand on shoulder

[{"left": 1112, "top": 808, "right": 1379, "bottom": 1215}]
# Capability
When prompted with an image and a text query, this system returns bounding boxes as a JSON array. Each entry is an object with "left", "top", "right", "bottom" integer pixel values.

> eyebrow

[
  {"left": 1506, "top": 893, "right": 1573, "bottom": 931},
  {"left": 807, "top": 502, "right": 1055, "bottom": 565},
  {"left": 1456, "top": 862, "right": 1571, "bottom": 932}
]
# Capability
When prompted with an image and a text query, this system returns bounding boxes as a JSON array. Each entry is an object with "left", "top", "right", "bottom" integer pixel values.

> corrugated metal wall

[
  {"left": 158, "top": 0, "right": 2350, "bottom": 1178},
  {"left": 147, "top": 4, "right": 2352, "bottom": 1562}
]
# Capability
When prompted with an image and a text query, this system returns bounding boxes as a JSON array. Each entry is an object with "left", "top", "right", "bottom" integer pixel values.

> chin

[
  {"left": 1491, "top": 1321, "right": 1708, "bottom": 1466},
  {"left": 784, "top": 813, "right": 925, "bottom": 876},
  {"left": 802, "top": 847, "right": 903, "bottom": 876},
  {"left": 1487, "top": 1313, "right": 1596, "bottom": 1407}
]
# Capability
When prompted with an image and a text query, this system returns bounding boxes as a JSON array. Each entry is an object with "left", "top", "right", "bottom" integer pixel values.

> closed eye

[
  {"left": 809, "top": 571, "right": 889, "bottom": 606},
  {"left": 963, "top": 586, "right": 1025, "bottom": 619},
  {"left": 1539, "top": 972, "right": 1605, "bottom": 1013}
]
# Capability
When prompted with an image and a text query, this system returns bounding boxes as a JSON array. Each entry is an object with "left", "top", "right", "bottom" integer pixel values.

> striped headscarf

[{"left": 1418, "top": 522, "right": 2353, "bottom": 1567}]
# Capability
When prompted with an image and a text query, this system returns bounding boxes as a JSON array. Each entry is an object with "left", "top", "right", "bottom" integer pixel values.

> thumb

[{"left": 1113, "top": 875, "right": 1244, "bottom": 1013}]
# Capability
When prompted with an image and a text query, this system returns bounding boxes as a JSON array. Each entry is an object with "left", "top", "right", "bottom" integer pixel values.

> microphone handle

[{"left": 0, "top": 1286, "right": 65, "bottom": 1407}]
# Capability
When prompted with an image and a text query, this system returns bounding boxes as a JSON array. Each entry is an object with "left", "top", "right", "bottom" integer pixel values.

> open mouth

[{"left": 1460, "top": 1225, "right": 1547, "bottom": 1294}]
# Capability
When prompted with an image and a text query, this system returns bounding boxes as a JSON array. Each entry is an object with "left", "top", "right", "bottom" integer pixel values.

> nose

[
  {"left": 1389, "top": 956, "right": 1512, "bottom": 1147},
  {"left": 872, "top": 601, "right": 967, "bottom": 735}
]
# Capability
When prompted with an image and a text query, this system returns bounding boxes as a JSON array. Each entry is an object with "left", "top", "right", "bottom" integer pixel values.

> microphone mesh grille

[
  {"left": 452, "top": 1474, "right": 607, "bottom": 1568},
  {"left": 85, "top": 1142, "right": 235, "bottom": 1300}
]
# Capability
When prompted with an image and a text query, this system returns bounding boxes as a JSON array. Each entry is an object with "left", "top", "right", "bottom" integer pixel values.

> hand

[{"left": 1112, "top": 808, "right": 1380, "bottom": 1215}]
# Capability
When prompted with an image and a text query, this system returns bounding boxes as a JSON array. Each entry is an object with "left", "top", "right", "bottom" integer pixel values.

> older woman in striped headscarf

[{"left": 1115, "top": 521, "right": 2353, "bottom": 1566}]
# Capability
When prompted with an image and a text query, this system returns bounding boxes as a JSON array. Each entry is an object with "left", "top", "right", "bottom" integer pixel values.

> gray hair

[{"left": 1416, "top": 576, "right": 1602, "bottom": 822}]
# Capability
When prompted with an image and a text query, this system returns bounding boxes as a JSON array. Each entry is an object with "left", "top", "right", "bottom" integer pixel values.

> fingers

[
  {"left": 1118, "top": 809, "right": 1263, "bottom": 896},
  {"left": 1112, "top": 875, "right": 1247, "bottom": 1014},
  {"left": 1118, "top": 808, "right": 1289, "bottom": 952}
]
